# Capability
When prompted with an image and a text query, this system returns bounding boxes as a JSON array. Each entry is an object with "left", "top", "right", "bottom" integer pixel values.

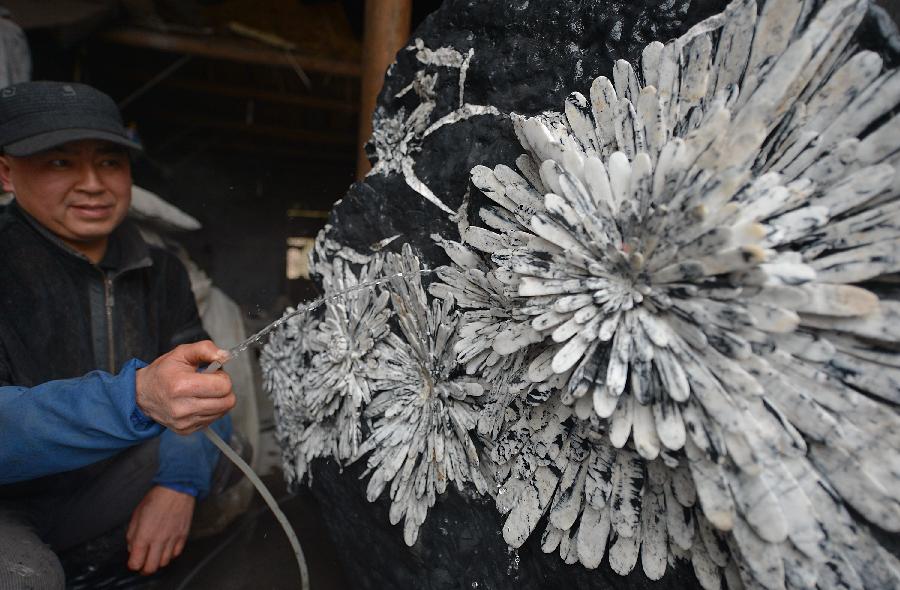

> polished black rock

[{"left": 304, "top": 1, "right": 900, "bottom": 589}]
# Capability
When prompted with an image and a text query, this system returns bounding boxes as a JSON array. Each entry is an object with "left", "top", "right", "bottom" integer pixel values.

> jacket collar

[{"left": 9, "top": 199, "right": 153, "bottom": 274}]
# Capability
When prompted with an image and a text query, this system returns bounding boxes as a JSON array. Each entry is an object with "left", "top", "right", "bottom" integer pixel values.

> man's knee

[{"left": 0, "top": 523, "right": 64, "bottom": 590}]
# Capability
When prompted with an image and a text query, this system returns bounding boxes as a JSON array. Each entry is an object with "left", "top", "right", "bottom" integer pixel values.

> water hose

[
  {"left": 202, "top": 427, "right": 309, "bottom": 590},
  {"left": 197, "top": 269, "right": 433, "bottom": 588}
]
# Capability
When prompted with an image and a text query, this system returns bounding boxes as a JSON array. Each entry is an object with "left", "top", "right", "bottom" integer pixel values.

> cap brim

[{"left": 3, "top": 128, "right": 143, "bottom": 156}]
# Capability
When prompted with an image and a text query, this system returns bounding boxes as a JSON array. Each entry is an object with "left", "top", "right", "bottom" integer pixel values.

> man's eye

[
  {"left": 101, "top": 158, "right": 125, "bottom": 167},
  {"left": 49, "top": 159, "right": 69, "bottom": 168}
]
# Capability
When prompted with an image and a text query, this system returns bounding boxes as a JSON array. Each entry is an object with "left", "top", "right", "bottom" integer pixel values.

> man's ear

[{"left": 0, "top": 156, "right": 14, "bottom": 193}]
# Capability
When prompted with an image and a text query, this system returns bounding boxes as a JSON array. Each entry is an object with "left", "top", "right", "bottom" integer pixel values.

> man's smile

[{"left": 69, "top": 202, "right": 115, "bottom": 219}]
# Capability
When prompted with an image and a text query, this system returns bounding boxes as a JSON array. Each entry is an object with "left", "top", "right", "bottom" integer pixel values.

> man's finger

[
  {"left": 159, "top": 539, "right": 176, "bottom": 568},
  {"left": 167, "top": 396, "right": 236, "bottom": 433},
  {"left": 171, "top": 372, "right": 233, "bottom": 399},
  {"left": 128, "top": 542, "right": 148, "bottom": 572},
  {"left": 126, "top": 515, "right": 137, "bottom": 546},
  {"left": 185, "top": 395, "right": 237, "bottom": 416},
  {"left": 176, "top": 412, "right": 234, "bottom": 433},
  {"left": 142, "top": 540, "right": 163, "bottom": 575},
  {"left": 176, "top": 340, "right": 230, "bottom": 368}
]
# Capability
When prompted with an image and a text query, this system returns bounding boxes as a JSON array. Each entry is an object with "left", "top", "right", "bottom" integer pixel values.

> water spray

[{"left": 201, "top": 268, "right": 434, "bottom": 589}]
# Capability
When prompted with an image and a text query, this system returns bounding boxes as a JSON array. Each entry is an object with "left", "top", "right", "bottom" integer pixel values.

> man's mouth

[{"left": 70, "top": 204, "right": 115, "bottom": 219}]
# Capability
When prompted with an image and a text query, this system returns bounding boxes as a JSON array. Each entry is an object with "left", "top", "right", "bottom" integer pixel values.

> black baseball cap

[{"left": 0, "top": 81, "right": 142, "bottom": 156}]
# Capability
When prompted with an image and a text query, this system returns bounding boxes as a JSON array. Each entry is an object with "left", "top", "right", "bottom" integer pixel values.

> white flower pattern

[
  {"left": 262, "top": 0, "right": 900, "bottom": 587},
  {"left": 358, "top": 244, "right": 490, "bottom": 546}
]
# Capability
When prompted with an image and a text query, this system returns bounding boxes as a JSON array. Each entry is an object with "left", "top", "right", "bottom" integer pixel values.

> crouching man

[{"left": 0, "top": 81, "right": 238, "bottom": 588}]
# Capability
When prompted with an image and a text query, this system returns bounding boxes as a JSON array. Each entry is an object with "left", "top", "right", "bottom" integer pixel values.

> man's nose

[{"left": 74, "top": 163, "right": 104, "bottom": 193}]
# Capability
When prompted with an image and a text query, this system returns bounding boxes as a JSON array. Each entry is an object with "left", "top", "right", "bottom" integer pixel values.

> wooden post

[{"left": 356, "top": 0, "right": 412, "bottom": 180}]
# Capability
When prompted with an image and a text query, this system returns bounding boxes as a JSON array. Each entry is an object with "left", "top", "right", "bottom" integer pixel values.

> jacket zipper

[{"left": 104, "top": 275, "right": 116, "bottom": 373}]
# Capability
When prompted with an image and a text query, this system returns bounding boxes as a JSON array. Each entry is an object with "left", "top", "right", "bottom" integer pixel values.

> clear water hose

[
  {"left": 198, "top": 269, "right": 433, "bottom": 588},
  {"left": 202, "top": 427, "right": 309, "bottom": 590}
]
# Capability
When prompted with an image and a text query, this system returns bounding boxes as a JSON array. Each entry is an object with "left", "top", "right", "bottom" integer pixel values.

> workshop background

[
  {"left": 1, "top": 1, "right": 441, "bottom": 588},
  {"left": 2, "top": 0, "right": 900, "bottom": 589}
]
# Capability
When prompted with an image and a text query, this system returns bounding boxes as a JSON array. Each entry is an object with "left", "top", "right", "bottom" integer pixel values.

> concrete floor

[
  {"left": 146, "top": 352, "right": 353, "bottom": 590},
  {"left": 145, "top": 472, "right": 350, "bottom": 590},
  {"left": 161, "top": 417, "right": 351, "bottom": 589},
  {"left": 149, "top": 338, "right": 353, "bottom": 589},
  {"left": 61, "top": 420, "right": 350, "bottom": 590}
]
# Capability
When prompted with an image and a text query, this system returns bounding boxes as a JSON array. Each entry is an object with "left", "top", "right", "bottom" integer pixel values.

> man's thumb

[{"left": 176, "top": 340, "right": 230, "bottom": 368}]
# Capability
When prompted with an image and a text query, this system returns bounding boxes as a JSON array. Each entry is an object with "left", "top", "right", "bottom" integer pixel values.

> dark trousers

[{"left": 0, "top": 440, "right": 159, "bottom": 590}]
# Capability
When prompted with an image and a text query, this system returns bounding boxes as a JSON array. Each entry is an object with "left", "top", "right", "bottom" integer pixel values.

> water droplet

[{"left": 218, "top": 269, "right": 435, "bottom": 368}]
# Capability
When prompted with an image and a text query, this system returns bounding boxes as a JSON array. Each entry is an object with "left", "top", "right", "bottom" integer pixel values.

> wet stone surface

[
  {"left": 329, "top": 0, "right": 900, "bottom": 262},
  {"left": 311, "top": 460, "right": 703, "bottom": 590},
  {"left": 313, "top": 1, "right": 733, "bottom": 588},
  {"left": 303, "top": 1, "right": 900, "bottom": 588}
]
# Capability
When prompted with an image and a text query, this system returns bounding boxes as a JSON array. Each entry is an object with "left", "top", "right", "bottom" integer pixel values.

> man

[{"left": 0, "top": 81, "right": 236, "bottom": 588}]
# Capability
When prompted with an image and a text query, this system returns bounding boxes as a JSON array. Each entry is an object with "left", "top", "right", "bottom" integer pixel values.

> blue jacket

[
  {"left": 0, "top": 360, "right": 231, "bottom": 495},
  {"left": 0, "top": 202, "right": 227, "bottom": 499}
]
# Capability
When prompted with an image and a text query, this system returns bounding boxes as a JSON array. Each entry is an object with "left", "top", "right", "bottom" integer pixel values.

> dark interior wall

[{"left": 131, "top": 151, "right": 349, "bottom": 317}]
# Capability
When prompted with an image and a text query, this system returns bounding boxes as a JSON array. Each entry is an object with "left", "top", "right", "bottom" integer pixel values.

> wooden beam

[
  {"left": 356, "top": 0, "right": 412, "bottom": 179},
  {"left": 117, "top": 72, "right": 359, "bottom": 113},
  {"left": 101, "top": 27, "right": 362, "bottom": 77}
]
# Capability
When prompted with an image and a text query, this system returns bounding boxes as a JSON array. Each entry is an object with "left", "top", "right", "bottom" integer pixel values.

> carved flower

[
  {"left": 304, "top": 255, "right": 393, "bottom": 459},
  {"left": 491, "top": 398, "right": 713, "bottom": 580},
  {"left": 438, "top": 0, "right": 900, "bottom": 585},
  {"left": 261, "top": 253, "right": 392, "bottom": 484},
  {"left": 260, "top": 305, "right": 316, "bottom": 485},
  {"left": 260, "top": 304, "right": 310, "bottom": 404},
  {"left": 368, "top": 39, "right": 501, "bottom": 215},
  {"left": 428, "top": 238, "right": 531, "bottom": 381},
  {"left": 358, "top": 244, "right": 489, "bottom": 546}
]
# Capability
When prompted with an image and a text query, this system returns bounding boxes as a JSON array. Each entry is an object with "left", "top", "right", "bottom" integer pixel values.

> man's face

[{"left": 0, "top": 139, "right": 132, "bottom": 252}]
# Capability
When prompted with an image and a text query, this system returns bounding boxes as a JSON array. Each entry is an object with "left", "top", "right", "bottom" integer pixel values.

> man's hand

[
  {"left": 135, "top": 341, "right": 235, "bottom": 434},
  {"left": 127, "top": 485, "right": 195, "bottom": 575}
]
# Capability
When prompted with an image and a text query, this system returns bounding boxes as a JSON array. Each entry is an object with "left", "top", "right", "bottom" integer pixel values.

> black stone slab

[{"left": 303, "top": 1, "right": 900, "bottom": 588}]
